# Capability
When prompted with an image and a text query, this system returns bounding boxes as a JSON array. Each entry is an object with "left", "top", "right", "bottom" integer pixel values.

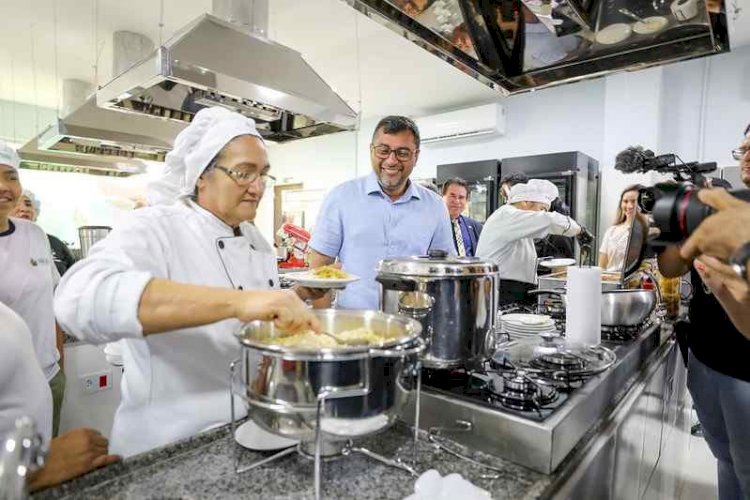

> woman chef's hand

[
  {"left": 28, "top": 428, "right": 121, "bottom": 492},
  {"left": 235, "top": 289, "right": 321, "bottom": 333}
]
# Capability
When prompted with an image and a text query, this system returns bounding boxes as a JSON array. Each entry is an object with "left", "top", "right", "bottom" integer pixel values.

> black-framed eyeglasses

[
  {"left": 371, "top": 144, "right": 416, "bottom": 161},
  {"left": 732, "top": 146, "right": 749, "bottom": 161},
  {"left": 214, "top": 165, "right": 276, "bottom": 187}
]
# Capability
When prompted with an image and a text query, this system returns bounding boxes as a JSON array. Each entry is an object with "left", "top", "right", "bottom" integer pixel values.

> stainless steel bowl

[
  {"left": 235, "top": 310, "right": 424, "bottom": 441},
  {"left": 601, "top": 289, "right": 657, "bottom": 326},
  {"left": 529, "top": 288, "right": 657, "bottom": 326}
]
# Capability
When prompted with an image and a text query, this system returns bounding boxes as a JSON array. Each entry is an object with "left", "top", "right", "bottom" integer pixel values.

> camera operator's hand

[
  {"left": 576, "top": 227, "right": 594, "bottom": 247},
  {"left": 680, "top": 189, "right": 750, "bottom": 262}
]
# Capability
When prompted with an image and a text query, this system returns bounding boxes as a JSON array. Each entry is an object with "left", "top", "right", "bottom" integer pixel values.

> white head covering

[
  {"left": 21, "top": 189, "right": 40, "bottom": 213},
  {"left": 0, "top": 142, "right": 21, "bottom": 171},
  {"left": 147, "top": 107, "right": 264, "bottom": 206},
  {"left": 507, "top": 179, "right": 559, "bottom": 208}
]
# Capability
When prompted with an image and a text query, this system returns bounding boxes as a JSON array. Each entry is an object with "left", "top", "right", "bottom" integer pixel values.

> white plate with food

[
  {"left": 538, "top": 258, "right": 576, "bottom": 269},
  {"left": 234, "top": 420, "right": 298, "bottom": 451},
  {"left": 633, "top": 16, "right": 668, "bottom": 35},
  {"left": 284, "top": 266, "right": 360, "bottom": 289},
  {"left": 596, "top": 23, "right": 632, "bottom": 45}
]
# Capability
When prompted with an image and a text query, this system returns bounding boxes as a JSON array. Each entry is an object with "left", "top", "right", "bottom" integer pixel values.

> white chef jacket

[
  {"left": 476, "top": 205, "right": 580, "bottom": 284},
  {"left": 0, "top": 302, "right": 53, "bottom": 445},
  {"left": 54, "top": 199, "right": 279, "bottom": 457},
  {"left": 0, "top": 218, "right": 61, "bottom": 381}
]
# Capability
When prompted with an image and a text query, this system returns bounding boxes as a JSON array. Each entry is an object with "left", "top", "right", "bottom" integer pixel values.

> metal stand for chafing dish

[{"left": 229, "top": 356, "right": 423, "bottom": 500}]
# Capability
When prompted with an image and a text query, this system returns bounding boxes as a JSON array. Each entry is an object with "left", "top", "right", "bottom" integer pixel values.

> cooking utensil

[
  {"left": 376, "top": 251, "right": 499, "bottom": 369},
  {"left": 618, "top": 8, "right": 646, "bottom": 23},
  {"left": 235, "top": 309, "right": 424, "bottom": 442},
  {"left": 528, "top": 288, "right": 657, "bottom": 326},
  {"left": 318, "top": 331, "right": 370, "bottom": 347}
]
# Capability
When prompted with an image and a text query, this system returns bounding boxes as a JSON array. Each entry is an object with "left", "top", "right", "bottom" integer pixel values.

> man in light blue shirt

[{"left": 309, "top": 116, "right": 455, "bottom": 310}]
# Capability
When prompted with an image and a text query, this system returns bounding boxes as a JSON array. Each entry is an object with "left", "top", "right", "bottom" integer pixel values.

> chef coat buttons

[
  {"left": 268, "top": 279, "right": 274, "bottom": 286},
  {"left": 250, "top": 244, "right": 256, "bottom": 250},
  {"left": 218, "top": 241, "right": 225, "bottom": 249}
]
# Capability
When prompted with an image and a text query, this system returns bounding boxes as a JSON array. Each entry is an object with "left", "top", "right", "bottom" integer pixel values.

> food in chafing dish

[
  {"left": 311, "top": 265, "right": 349, "bottom": 280},
  {"left": 269, "top": 327, "right": 382, "bottom": 348}
]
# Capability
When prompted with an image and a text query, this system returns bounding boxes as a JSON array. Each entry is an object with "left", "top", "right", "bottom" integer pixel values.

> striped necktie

[{"left": 453, "top": 218, "right": 466, "bottom": 257}]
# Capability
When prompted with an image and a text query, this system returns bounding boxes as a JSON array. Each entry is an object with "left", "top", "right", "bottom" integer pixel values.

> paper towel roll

[{"left": 565, "top": 267, "right": 602, "bottom": 347}]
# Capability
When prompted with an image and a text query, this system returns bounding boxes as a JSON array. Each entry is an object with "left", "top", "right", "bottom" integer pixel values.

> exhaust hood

[
  {"left": 34, "top": 96, "right": 186, "bottom": 163},
  {"left": 97, "top": 13, "right": 358, "bottom": 142},
  {"left": 17, "top": 137, "right": 147, "bottom": 177},
  {"left": 342, "top": 0, "right": 730, "bottom": 95}
]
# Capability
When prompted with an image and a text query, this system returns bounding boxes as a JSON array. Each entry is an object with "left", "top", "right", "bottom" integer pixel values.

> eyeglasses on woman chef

[{"left": 211, "top": 164, "right": 276, "bottom": 189}]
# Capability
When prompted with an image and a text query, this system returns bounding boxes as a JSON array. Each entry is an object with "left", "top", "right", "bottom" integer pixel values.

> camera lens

[
  {"left": 646, "top": 183, "right": 699, "bottom": 242},
  {"left": 637, "top": 187, "right": 657, "bottom": 213}
]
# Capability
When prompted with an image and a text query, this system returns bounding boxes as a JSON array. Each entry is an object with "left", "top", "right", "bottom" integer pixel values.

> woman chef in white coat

[
  {"left": 476, "top": 179, "right": 589, "bottom": 305},
  {"left": 54, "top": 107, "right": 321, "bottom": 457}
]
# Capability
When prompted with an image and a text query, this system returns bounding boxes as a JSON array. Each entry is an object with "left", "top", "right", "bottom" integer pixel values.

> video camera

[{"left": 615, "top": 146, "right": 750, "bottom": 243}]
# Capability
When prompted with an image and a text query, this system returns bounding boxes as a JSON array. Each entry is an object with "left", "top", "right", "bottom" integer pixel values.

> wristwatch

[{"left": 729, "top": 241, "right": 750, "bottom": 282}]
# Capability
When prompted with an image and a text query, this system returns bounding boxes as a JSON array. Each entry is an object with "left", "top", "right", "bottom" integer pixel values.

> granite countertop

[{"left": 33, "top": 423, "right": 551, "bottom": 499}]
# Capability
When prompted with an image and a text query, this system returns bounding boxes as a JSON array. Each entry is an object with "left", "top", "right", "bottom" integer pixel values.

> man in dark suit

[{"left": 442, "top": 177, "right": 482, "bottom": 256}]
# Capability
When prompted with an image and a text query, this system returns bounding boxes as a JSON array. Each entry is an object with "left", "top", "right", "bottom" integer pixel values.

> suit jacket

[{"left": 454, "top": 215, "right": 483, "bottom": 256}]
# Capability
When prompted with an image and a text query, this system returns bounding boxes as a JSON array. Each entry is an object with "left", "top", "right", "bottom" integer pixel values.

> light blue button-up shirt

[{"left": 310, "top": 172, "right": 455, "bottom": 310}]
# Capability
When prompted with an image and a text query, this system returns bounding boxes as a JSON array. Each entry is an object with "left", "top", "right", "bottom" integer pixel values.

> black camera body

[
  {"left": 638, "top": 183, "right": 750, "bottom": 243},
  {"left": 614, "top": 145, "right": 750, "bottom": 243}
]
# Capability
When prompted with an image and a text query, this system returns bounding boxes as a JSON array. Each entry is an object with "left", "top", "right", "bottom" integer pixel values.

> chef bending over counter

[
  {"left": 476, "top": 179, "right": 591, "bottom": 305},
  {"left": 54, "top": 107, "right": 320, "bottom": 458}
]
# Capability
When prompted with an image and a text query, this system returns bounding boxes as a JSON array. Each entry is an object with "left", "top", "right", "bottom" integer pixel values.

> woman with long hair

[{"left": 598, "top": 184, "right": 647, "bottom": 271}]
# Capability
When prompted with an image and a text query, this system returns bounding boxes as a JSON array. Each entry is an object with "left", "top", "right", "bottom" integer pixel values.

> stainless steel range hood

[
  {"left": 97, "top": 13, "right": 358, "bottom": 142},
  {"left": 18, "top": 136, "right": 147, "bottom": 177},
  {"left": 35, "top": 96, "right": 186, "bottom": 163},
  {"left": 343, "top": 0, "right": 730, "bottom": 95}
]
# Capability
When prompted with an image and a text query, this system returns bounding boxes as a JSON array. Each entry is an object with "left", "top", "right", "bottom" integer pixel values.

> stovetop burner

[
  {"left": 601, "top": 323, "right": 648, "bottom": 342},
  {"left": 421, "top": 367, "right": 567, "bottom": 421},
  {"left": 491, "top": 370, "right": 559, "bottom": 412},
  {"left": 531, "top": 351, "right": 589, "bottom": 371}
]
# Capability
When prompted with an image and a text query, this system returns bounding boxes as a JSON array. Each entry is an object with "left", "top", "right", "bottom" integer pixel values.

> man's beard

[{"left": 377, "top": 168, "right": 406, "bottom": 191}]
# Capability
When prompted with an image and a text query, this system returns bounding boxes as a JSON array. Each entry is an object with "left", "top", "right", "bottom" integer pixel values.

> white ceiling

[{"left": 0, "top": 0, "right": 501, "bottom": 122}]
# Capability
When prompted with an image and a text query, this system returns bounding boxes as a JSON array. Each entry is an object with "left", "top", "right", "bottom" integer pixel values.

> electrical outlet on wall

[{"left": 80, "top": 370, "right": 113, "bottom": 394}]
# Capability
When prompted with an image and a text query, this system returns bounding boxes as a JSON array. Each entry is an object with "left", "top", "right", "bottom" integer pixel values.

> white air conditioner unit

[{"left": 416, "top": 103, "right": 505, "bottom": 144}]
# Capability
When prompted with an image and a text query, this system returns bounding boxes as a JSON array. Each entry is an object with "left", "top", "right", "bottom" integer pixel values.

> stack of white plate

[{"left": 501, "top": 313, "right": 557, "bottom": 338}]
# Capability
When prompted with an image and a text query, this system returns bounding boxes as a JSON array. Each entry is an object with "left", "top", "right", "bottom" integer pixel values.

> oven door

[{"left": 466, "top": 179, "right": 496, "bottom": 223}]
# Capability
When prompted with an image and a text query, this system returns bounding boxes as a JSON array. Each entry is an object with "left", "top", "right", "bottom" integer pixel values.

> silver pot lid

[{"left": 377, "top": 249, "right": 498, "bottom": 277}]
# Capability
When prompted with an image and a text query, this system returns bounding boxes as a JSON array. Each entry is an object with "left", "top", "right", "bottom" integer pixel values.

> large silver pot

[
  {"left": 530, "top": 289, "right": 657, "bottom": 326},
  {"left": 77, "top": 226, "right": 111, "bottom": 258},
  {"left": 235, "top": 310, "right": 424, "bottom": 442},
  {"left": 376, "top": 252, "right": 499, "bottom": 369}
]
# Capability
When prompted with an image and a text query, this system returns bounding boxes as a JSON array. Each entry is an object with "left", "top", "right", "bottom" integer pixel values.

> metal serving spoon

[
  {"left": 318, "top": 331, "right": 370, "bottom": 347},
  {"left": 618, "top": 8, "right": 646, "bottom": 23}
]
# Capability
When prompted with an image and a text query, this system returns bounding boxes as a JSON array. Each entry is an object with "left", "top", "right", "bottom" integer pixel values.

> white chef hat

[
  {"left": 147, "top": 107, "right": 264, "bottom": 206},
  {"left": 507, "top": 179, "right": 560, "bottom": 208},
  {"left": 0, "top": 142, "right": 21, "bottom": 171},
  {"left": 21, "top": 189, "right": 40, "bottom": 213}
]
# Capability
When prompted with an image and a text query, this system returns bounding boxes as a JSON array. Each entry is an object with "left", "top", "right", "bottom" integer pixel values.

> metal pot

[
  {"left": 376, "top": 251, "right": 499, "bottom": 369},
  {"left": 235, "top": 310, "right": 424, "bottom": 442},
  {"left": 529, "top": 289, "right": 657, "bottom": 326},
  {"left": 77, "top": 226, "right": 111, "bottom": 258}
]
